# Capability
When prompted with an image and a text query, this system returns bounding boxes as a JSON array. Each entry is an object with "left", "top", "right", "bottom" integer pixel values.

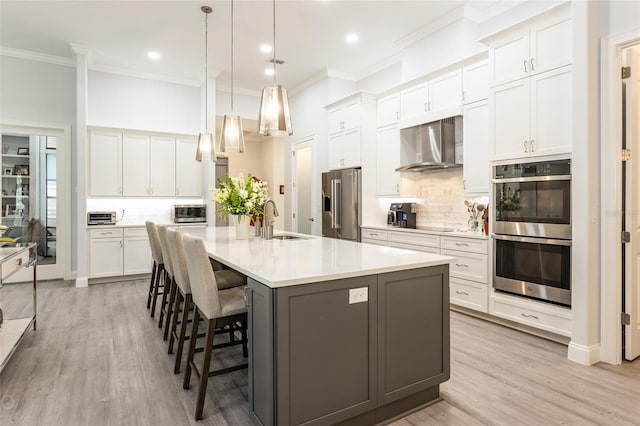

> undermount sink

[{"left": 272, "top": 235, "right": 306, "bottom": 240}]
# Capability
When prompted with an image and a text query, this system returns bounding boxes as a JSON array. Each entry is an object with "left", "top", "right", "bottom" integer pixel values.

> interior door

[
  {"left": 292, "top": 140, "right": 314, "bottom": 235},
  {"left": 625, "top": 46, "right": 640, "bottom": 361}
]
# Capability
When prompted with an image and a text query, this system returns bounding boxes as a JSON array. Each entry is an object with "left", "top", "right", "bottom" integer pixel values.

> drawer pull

[
  {"left": 101, "top": 232, "right": 113, "bottom": 235},
  {"left": 455, "top": 263, "right": 469, "bottom": 268},
  {"left": 455, "top": 242, "right": 468, "bottom": 246},
  {"left": 370, "top": 233, "right": 378, "bottom": 236},
  {"left": 521, "top": 313, "right": 539, "bottom": 320},
  {"left": 455, "top": 290, "right": 469, "bottom": 296},
  {"left": 16, "top": 258, "right": 23, "bottom": 266}
]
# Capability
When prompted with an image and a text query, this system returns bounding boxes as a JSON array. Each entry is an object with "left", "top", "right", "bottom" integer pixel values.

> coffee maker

[{"left": 387, "top": 203, "right": 417, "bottom": 228}]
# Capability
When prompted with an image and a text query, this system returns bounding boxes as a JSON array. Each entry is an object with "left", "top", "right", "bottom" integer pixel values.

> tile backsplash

[{"left": 414, "top": 168, "right": 481, "bottom": 230}]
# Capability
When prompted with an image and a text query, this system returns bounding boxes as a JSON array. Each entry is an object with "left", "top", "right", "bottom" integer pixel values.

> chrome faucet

[{"left": 263, "top": 199, "right": 279, "bottom": 239}]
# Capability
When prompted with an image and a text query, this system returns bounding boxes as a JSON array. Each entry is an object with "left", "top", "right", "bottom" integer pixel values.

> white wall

[
  {"left": 88, "top": 71, "right": 200, "bottom": 134},
  {"left": 600, "top": 0, "right": 640, "bottom": 37},
  {"left": 215, "top": 90, "right": 260, "bottom": 121},
  {"left": 357, "top": 62, "right": 403, "bottom": 94}
]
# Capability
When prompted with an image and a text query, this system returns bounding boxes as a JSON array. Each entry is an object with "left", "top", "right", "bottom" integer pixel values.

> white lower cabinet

[
  {"left": 123, "top": 228, "right": 152, "bottom": 275},
  {"left": 450, "top": 278, "right": 488, "bottom": 312},
  {"left": 89, "top": 228, "right": 124, "bottom": 278},
  {"left": 489, "top": 292, "right": 572, "bottom": 337},
  {"left": 89, "top": 227, "right": 152, "bottom": 279}
]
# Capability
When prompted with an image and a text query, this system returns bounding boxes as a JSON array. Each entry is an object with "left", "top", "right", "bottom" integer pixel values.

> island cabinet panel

[
  {"left": 275, "top": 276, "right": 378, "bottom": 426},
  {"left": 248, "top": 266, "right": 450, "bottom": 426},
  {"left": 377, "top": 266, "right": 449, "bottom": 406}
]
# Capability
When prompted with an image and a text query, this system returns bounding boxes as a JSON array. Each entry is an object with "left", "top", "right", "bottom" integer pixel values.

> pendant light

[
  {"left": 220, "top": 0, "right": 245, "bottom": 152},
  {"left": 196, "top": 5, "right": 216, "bottom": 162},
  {"left": 257, "top": 0, "right": 293, "bottom": 136}
]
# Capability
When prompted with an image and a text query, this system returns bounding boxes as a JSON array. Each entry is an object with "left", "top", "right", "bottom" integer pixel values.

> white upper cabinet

[
  {"left": 175, "top": 137, "right": 202, "bottom": 197},
  {"left": 400, "top": 83, "right": 429, "bottom": 121},
  {"left": 122, "top": 133, "right": 150, "bottom": 196},
  {"left": 489, "top": 14, "right": 571, "bottom": 87},
  {"left": 462, "top": 60, "right": 489, "bottom": 104},
  {"left": 491, "top": 66, "right": 572, "bottom": 160},
  {"left": 122, "top": 134, "right": 176, "bottom": 197},
  {"left": 89, "top": 130, "right": 122, "bottom": 196},
  {"left": 149, "top": 136, "right": 176, "bottom": 196},
  {"left": 462, "top": 100, "right": 490, "bottom": 194},
  {"left": 376, "top": 124, "right": 400, "bottom": 196},
  {"left": 376, "top": 93, "right": 400, "bottom": 128},
  {"left": 429, "top": 69, "right": 462, "bottom": 112},
  {"left": 328, "top": 99, "right": 361, "bottom": 135},
  {"left": 325, "top": 93, "right": 375, "bottom": 170}
]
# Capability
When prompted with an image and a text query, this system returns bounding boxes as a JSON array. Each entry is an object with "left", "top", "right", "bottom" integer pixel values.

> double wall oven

[{"left": 492, "top": 159, "right": 571, "bottom": 306}]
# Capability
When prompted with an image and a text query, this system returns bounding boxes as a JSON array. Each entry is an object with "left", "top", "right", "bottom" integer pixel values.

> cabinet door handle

[
  {"left": 524, "top": 140, "right": 529, "bottom": 153},
  {"left": 455, "top": 242, "right": 469, "bottom": 246},
  {"left": 455, "top": 263, "right": 469, "bottom": 268},
  {"left": 521, "top": 313, "right": 539, "bottom": 320},
  {"left": 120, "top": 241, "right": 123, "bottom": 248},
  {"left": 462, "top": 91, "right": 466, "bottom": 101},
  {"left": 529, "top": 140, "right": 535, "bottom": 153},
  {"left": 396, "top": 183, "right": 399, "bottom": 192},
  {"left": 428, "top": 101, "right": 431, "bottom": 111},
  {"left": 463, "top": 180, "right": 466, "bottom": 190},
  {"left": 455, "top": 290, "right": 469, "bottom": 296},
  {"left": 119, "top": 187, "right": 122, "bottom": 195},
  {"left": 530, "top": 58, "right": 535, "bottom": 71},
  {"left": 424, "top": 102, "right": 428, "bottom": 112},
  {"left": 523, "top": 60, "right": 528, "bottom": 73},
  {"left": 396, "top": 111, "right": 400, "bottom": 120}
]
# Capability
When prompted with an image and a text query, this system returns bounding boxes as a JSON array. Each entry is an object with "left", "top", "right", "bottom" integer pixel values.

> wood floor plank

[{"left": 1, "top": 279, "right": 638, "bottom": 426}]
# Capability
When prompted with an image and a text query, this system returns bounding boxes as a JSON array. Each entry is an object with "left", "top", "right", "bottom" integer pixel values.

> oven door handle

[
  {"left": 492, "top": 175, "right": 571, "bottom": 183},
  {"left": 491, "top": 234, "right": 572, "bottom": 246}
]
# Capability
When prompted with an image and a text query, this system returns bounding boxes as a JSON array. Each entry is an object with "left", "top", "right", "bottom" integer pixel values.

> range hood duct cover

[{"left": 396, "top": 116, "right": 463, "bottom": 172}]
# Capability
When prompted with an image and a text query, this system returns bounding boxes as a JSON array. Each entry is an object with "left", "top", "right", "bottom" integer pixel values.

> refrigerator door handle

[
  {"left": 330, "top": 179, "right": 336, "bottom": 228},
  {"left": 334, "top": 179, "right": 341, "bottom": 229}
]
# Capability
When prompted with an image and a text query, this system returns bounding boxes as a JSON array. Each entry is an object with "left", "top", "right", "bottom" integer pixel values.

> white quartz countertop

[
  {"left": 181, "top": 227, "right": 455, "bottom": 288},
  {"left": 362, "top": 224, "right": 489, "bottom": 240}
]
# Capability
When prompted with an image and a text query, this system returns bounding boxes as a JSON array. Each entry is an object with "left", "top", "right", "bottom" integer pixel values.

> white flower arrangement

[{"left": 212, "top": 173, "right": 269, "bottom": 217}]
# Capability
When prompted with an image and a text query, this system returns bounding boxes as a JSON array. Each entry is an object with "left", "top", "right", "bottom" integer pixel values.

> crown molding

[
  {"left": 394, "top": 5, "right": 466, "bottom": 50},
  {"left": 288, "top": 68, "right": 357, "bottom": 97},
  {"left": 90, "top": 63, "right": 201, "bottom": 87},
  {"left": 0, "top": 46, "right": 75, "bottom": 67}
]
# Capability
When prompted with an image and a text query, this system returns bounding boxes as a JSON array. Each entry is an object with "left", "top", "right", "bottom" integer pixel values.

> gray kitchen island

[{"left": 182, "top": 227, "right": 454, "bottom": 426}]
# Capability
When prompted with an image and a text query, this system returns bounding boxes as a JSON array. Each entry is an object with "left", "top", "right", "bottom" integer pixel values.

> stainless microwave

[
  {"left": 87, "top": 211, "right": 117, "bottom": 225},
  {"left": 173, "top": 204, "right": 207, "bottom": 223}
]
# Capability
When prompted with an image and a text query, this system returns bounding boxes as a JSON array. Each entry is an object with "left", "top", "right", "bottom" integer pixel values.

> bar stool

[
  {"left": 145, "top": 221, "right": 165, "bottom": 318},
  {"left": 156, "top": 225, "right": 177, "bottom": 337},
  {"left": 182, "top": 234, "right": 248, "bottom": 420},
  {"left": 166, "top": 229, "right": 246, "bottom": 372}
]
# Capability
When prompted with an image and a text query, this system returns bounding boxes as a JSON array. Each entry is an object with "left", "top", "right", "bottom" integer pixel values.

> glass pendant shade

[
  {"left": 196, "top": 131, "right": 215, "bottom": 162},
  {"left": 220, "top": 114, "right": 245, "bottom": 152},
  {"left": 258, "top": 84, "right": 293, "bottom": 136}
]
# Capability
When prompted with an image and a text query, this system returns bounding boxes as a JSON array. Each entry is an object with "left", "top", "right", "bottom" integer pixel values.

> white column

[
  {"left": 568, "top": 0, "right": 601, "bottom": 364},
  {"left": 71, "top": 44, "right": 90, "bottom": 288}
]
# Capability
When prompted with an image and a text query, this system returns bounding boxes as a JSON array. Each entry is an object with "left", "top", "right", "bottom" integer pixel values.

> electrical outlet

[{"left": 349, "top": 287, "right": 368, "bottom": 304}]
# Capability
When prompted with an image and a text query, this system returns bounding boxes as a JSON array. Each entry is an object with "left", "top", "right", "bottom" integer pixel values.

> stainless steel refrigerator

[{"left": 322, "top": 168, "right": 361, "bottom": 241}]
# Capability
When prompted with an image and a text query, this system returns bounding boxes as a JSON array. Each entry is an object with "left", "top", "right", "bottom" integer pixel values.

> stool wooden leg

[
  {"left": 163, "top": 278, "right": 177, "bottom": 341},
  {"left": 150, "top": 264, "right": 164, "bottom": 318},
  {"left": 195, "top": 318, "right": 216, "bottom": 421},
  {"left": 168, "top": 288, "right": 183, "bottom": 354},
  {"left": 158, "top": 273, "right": 171, "bottom": 328},
  {"left": 174, "top": 293, "right": 192, "bottom": 374},
  {"left": 147, "top": 261, "right": 157, "bottom": 309},
  {"left": 183, "top": 308, "right": 200, "bottom": 390}
]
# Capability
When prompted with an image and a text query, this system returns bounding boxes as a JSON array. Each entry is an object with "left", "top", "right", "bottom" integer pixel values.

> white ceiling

[{"left": 0, "top": 1, "right": 506, "bottom": 93}]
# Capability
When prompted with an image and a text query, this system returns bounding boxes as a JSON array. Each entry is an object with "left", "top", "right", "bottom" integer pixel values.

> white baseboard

[
  {"left": 75, "top": 277, "right": 88, "bottom": 288},
  {"left": 567, "top": 341, "right": 601, "bottom": 365}
]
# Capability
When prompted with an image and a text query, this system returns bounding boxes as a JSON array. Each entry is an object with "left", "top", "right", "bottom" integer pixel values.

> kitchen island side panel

[
  {"left": 276, "top": 276, "right": 378, "bottom": 426},
  {"left": 248, "top": 278, "right": 275, "bottom": 426},
  {"left": 377, "top": 265, "right": 450, "bottom": 406}
]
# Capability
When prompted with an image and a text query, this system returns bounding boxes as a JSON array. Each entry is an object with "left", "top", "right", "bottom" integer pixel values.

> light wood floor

[{"left": 1, "top": 279, "right": 638, "bottom": 426}]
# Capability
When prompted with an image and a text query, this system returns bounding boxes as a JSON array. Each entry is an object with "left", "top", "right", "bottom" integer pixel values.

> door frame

[
  {"left": 1, "top": 120, "right": 71, "bottom": 281},
  {"left": 600, "top": 29, "right": 640, "bottom": 364},
  {"left": 291, "top": 136, "right": 315, "bottom": 235}
]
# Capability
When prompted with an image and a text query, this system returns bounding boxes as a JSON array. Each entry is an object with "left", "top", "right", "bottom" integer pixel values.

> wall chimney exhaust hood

[{"left": 396, "top": 116, "right": 463, "bottom": 172}]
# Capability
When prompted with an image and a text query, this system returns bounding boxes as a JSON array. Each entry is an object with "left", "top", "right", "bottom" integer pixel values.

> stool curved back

[
  {"left": 145, "top": 221, "right": 163, "bottom": 265},
  {"left": 156, "top": 225, "right": 175, "bottom": 277},
  {"left": 182, "top": 235, "right": 222, "bottom": 320},
  {"left": 166, "top": 228, "right": 191, "bottom": 294}
]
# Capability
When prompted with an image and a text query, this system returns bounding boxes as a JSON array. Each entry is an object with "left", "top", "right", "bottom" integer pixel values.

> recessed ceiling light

[
  {"left": 345, "top": 33, "right": 359, "bottom": 44},
  {"left": 265, "top": 67, "right": 275, "bottom": 76},
  {"left": 260, "top": 44, "right": 273, "bottom": 53},
  {"left": 147, "top": 51, "right": 161, "bottom": 60}
]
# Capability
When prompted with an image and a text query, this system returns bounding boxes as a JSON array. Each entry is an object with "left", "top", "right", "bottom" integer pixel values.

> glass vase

[{"left": 468, "top": 217, "right": 480, "bottom": 232}]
